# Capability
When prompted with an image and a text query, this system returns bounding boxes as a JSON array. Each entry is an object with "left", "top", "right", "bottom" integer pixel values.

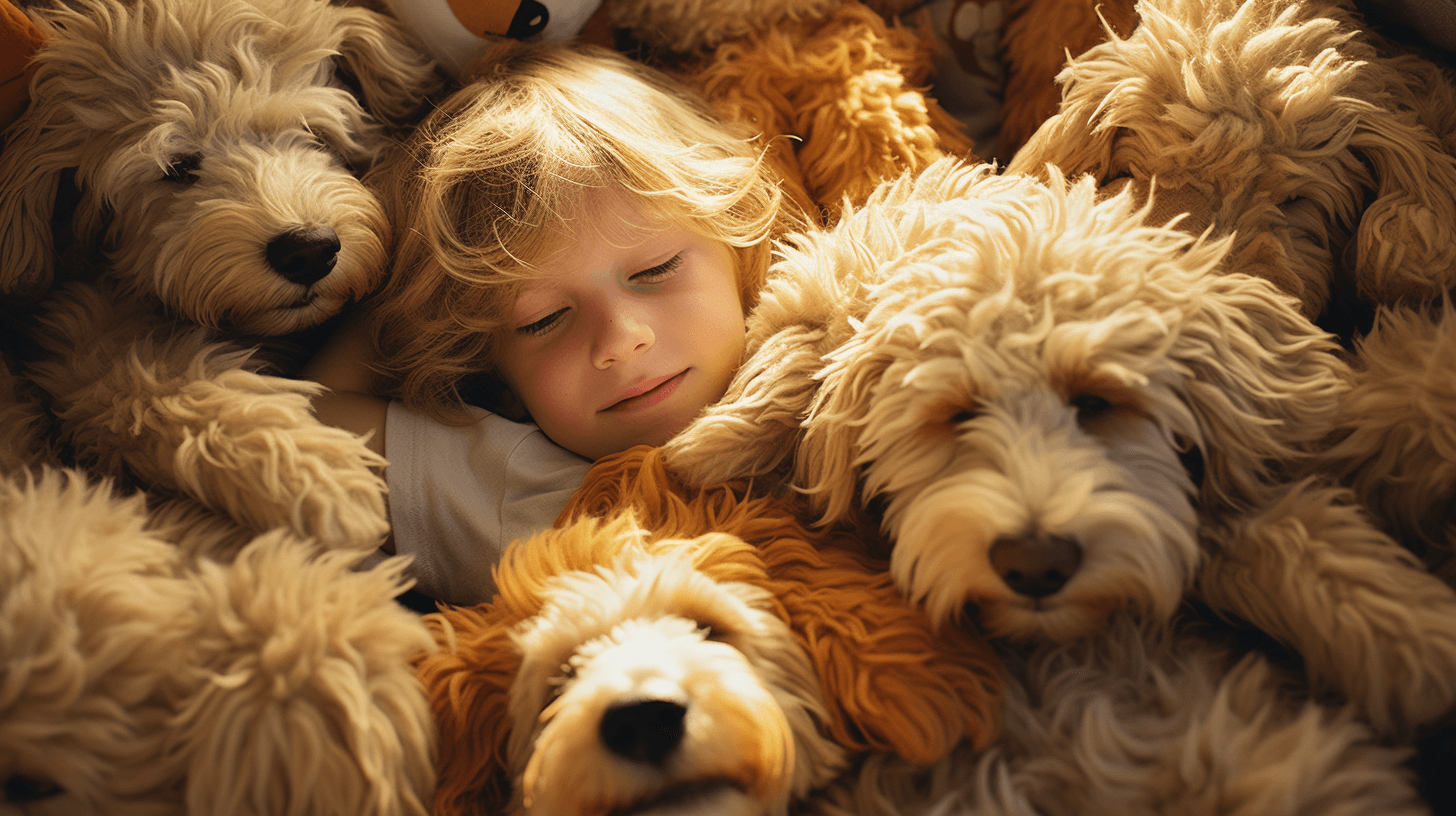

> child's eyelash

[
  {"left": 632, "top": 254, "right": 683, "bottom": 282},
  {"left": 517, "top": 307, "right": 567, "bottom": 337}
]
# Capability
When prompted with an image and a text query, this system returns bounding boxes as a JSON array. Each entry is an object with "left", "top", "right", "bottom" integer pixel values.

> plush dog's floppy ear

[
  {"left": 1171, "top": 269, "right": 1350, "bottom": 514},
  {"left": 0, "top": 49, "right": 92, "bottom": 298},
  {"left": 1344, "top": 49, "right": 1456, "bottom": 305},
  {"left": 329, "top": 4, "right": 444, "bottom": 127},
  {"left": 756, "top": 534, "right": 1003, "bottom": 763},
  {"left": 417, "top": 605, "right": 522, "bottom": 816}
]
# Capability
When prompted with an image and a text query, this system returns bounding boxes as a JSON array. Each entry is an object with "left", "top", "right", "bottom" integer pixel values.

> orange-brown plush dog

[
  {"left": 415, "top": 445, "right": 1003, "bottom": 816},
  {"left": 607, "top": 0, "right": 975, "bottom": 222}
]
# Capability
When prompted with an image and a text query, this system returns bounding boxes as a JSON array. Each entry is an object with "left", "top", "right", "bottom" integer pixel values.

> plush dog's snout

[
  {"left": 266, "top": 226, "right": 340, "bottom": 286},
  {"left": 990, "top": 534, "right": 1083, "bottom": 598},
  {"left": 599, "top": 699, "right": 687, "bottom": 765}
]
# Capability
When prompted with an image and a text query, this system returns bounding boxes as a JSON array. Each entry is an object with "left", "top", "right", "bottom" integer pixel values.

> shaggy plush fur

[
  {"left": 417, "top": 514, "right": 847, "bottom": 816},
  {"left": 0, "top": 0, "right": 443, "bottom": 550},
  {"left": 561, "top": 446, "right": 1005, "bottom": 764},
  {"left": 1005, "top": 0, "right": 1456, "bottom": 322},
  {"left": 662, "top": 157, "right": 1456, "bottom": 738},
  {"left": 416, "top": 447, "right": 1005, "bottom": 816},
  {"left": 998, "top": 0, "right": 1139, "bottom": 157},
  {"left": 608, "top": 0, "right": 974, "bottom": 221},
  {"left": 0, "top": 466, "right": 437, "bottom": 816},
  {"left": 806, "top": 615, "right": 1429, "bottom": 816},
  {"left": 1311, "top": 301, "right": 1456, "bottom": 583}
]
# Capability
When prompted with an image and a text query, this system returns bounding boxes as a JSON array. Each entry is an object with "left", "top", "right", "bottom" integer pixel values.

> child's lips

[{"left": 602, "top": 370, "right": 687, "bottom": 412}]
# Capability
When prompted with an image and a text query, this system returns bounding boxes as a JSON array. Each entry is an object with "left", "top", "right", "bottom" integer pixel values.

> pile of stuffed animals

[{"left": 2, "top": 0, "right": 1454, "bottom": 813}]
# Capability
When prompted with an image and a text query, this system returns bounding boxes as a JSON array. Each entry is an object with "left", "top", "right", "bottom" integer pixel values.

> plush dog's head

[
  {"left": 669, "top": 158, "right": 1349, "bottom": 642},
  {"left": 801, "top": 161, "right": 1349, "bottom": 640},
  {"left": 0, "top": 0, "right": 441, "bottom": 335},
  {"left": 1005, "top": 0, "right": 1456, "bottom": 319},
  {"left": 419, "top": 513, "right": 848, "bottom": 816}
]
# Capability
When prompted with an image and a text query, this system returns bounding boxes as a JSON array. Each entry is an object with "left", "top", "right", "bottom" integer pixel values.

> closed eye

[
  {"left": 630, "top": 254, "right": 683, "bottom": 284},
  {"left": 517, "top": 307, "right": 568, "bottom": 337}
]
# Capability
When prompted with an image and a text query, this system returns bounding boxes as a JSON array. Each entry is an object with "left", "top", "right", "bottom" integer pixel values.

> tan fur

[
  {"left": 665, "top": 157, "right": 1456, "bottom": 738},
  {"left": 0, "top": 466, "right": 437, "bottom": 815},
  {"left": 1312, "top": 302, "right": 1456, "bottom": 582},
  {"left": 1007, "top": 0, "right": 1456, "bottom": 320},
  {"left": 0, "top": 0, "right": 443, "bottom": 550},
  {"left": 807, "top": 616, "right": 1429, "bottom": 816}
]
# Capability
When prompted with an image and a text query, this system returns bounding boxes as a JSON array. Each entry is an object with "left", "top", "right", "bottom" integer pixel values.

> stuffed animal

[
  {"left": 660, "top": 156, "right": 1456, "bottom": 740},
  {"left": 603, "top": 0, "right": 977, "bottom": 222},
  {"left": 0, "top": 464, "right": 438, "bottom": 816},
  {"left": 808, "top": 612, "right": 1430, "bottom": 816},
  {"left": 415, "top": 445, "right": 1005, "bottom": 816},
  {"left": 1005, "top": 0, "right": 1456, "bottom": 327},
  {"left": 996, "top": 0, "right": 1139, "bottom": 157},
  {"left": 1310, "top": 300, "right": 1456, "bottom": 585},
  {"left": 0, "top": 0, "right": 446, "bottom": 552},
  {"left": 0, "top": 0, "right": 42, "bottom": 131}
]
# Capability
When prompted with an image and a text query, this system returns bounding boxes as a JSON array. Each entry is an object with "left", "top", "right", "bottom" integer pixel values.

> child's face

[{"left": 496, "top": 187, "right": 746, "bottom": 460}]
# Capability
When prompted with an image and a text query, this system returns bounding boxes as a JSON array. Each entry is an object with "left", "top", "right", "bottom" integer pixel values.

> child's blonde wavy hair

[{"left": 364, "top": 40, "right": 792, "bottom": 424}]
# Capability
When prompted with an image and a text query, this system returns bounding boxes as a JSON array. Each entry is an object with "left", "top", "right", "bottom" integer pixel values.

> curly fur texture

[
  {"left": 1310, "top": 302, "right": 1456, "bottom": 583},
  {"left": 612, "top": 0, "right": 973, "bottom": 221},
  {"left": 0, "top": 0, "right": 442, "bottom": 550},
  {"left": 561, "top": 446, "right": 1005, "bottom": 764},
  {"left": 417, "top": 514, "right": 847, "bottom": 816},
  {"left": 417, "top": 446, "right": 1005, "bottom": 816},
  {"left": 807, "top": 615, "right": 1428, "bottom": 816},
  {"left": 0, "top": 466, "right": 437, "bottom": 816},
  {"left": 998, "top": 0, "right": 1138, "bottom": 157},
  {"left": 1006, "top": 0, "right": 1456, "bottom": 320},
  {"left": 664, "top": 156, "right": 1456, "bottom": 737}
]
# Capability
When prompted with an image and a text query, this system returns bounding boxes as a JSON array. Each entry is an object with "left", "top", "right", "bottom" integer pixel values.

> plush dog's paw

[
  {"left": 164, "top": 375, "right": 390, "bottom": 550},
  {"left": 28, "top": 285, "right": 389, "bottom": 550},
  {"left": 1198, "top": 478, "right": 1456, "bottom": 736}
]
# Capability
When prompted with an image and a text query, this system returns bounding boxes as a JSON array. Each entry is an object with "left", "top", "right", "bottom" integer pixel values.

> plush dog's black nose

[
  {"left": 990, "top": 533, "right": 1083, "bottom": 598},
  {"left": 266, "top": 226, "right": 339, "bottom": 287},
  {"left": 599, "top": 699, "right": 687, "bottom": 765}
]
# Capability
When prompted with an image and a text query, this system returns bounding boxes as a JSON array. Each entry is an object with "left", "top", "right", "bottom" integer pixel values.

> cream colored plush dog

[
  {"left": 663, "top": 157, "right": 1456, "bottom": 739},
  {"left": 0, "top": 0, "right": 444, "bottom": 550},
  {"left": 0, "top": 465, "right": 437, "bottom": 816},
  {"left": 1005, "top": 0, "right": 1456, "bottom": 324}
]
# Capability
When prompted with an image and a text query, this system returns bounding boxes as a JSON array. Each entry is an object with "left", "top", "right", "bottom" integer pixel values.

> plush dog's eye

[
  {"left": 949, "top": 409, "right": 979, "bottom": 425},
  {"left": 1071, "top": 394, "right": 1113, "bottom": 421},
  {"left": 3, "top": 773, "right": 64, "bottom": 803},
  {"left": 163, "top": 153, "right": 202, "bottom": 184}
]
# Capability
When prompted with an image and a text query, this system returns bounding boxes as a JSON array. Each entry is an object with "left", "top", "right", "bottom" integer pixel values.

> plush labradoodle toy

[
  {"left": 415, "top": 445, "right": 1004, "bottom": 816},
  {"left": 0, "top": 464, "right": 438, "bottom": 816},
  {"left": 662, "top": 156, "right": 1456, "bottom": 740},
  {"left": 0, "top": 0, "right": 446, "bottom": 552},
  {"left": 1006, "top": 0, "right": 1456, "bottom": 325},
  {"left": 604, "top": 0, "right": 976, "bottom": 221}
]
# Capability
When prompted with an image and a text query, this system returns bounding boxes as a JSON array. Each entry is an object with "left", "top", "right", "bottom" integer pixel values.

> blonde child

[{"left": 304, "top": 40, "right": 798, "bottom": 604}]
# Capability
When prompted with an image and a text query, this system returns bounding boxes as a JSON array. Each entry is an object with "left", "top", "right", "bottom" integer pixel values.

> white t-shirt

[{"left": 372, "top": 400, "right": 592, "bottom": 606}]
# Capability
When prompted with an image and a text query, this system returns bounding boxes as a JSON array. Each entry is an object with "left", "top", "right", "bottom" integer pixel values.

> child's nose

[{"left": 593, "top": 313, "right": 655, "bottom": 370}]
